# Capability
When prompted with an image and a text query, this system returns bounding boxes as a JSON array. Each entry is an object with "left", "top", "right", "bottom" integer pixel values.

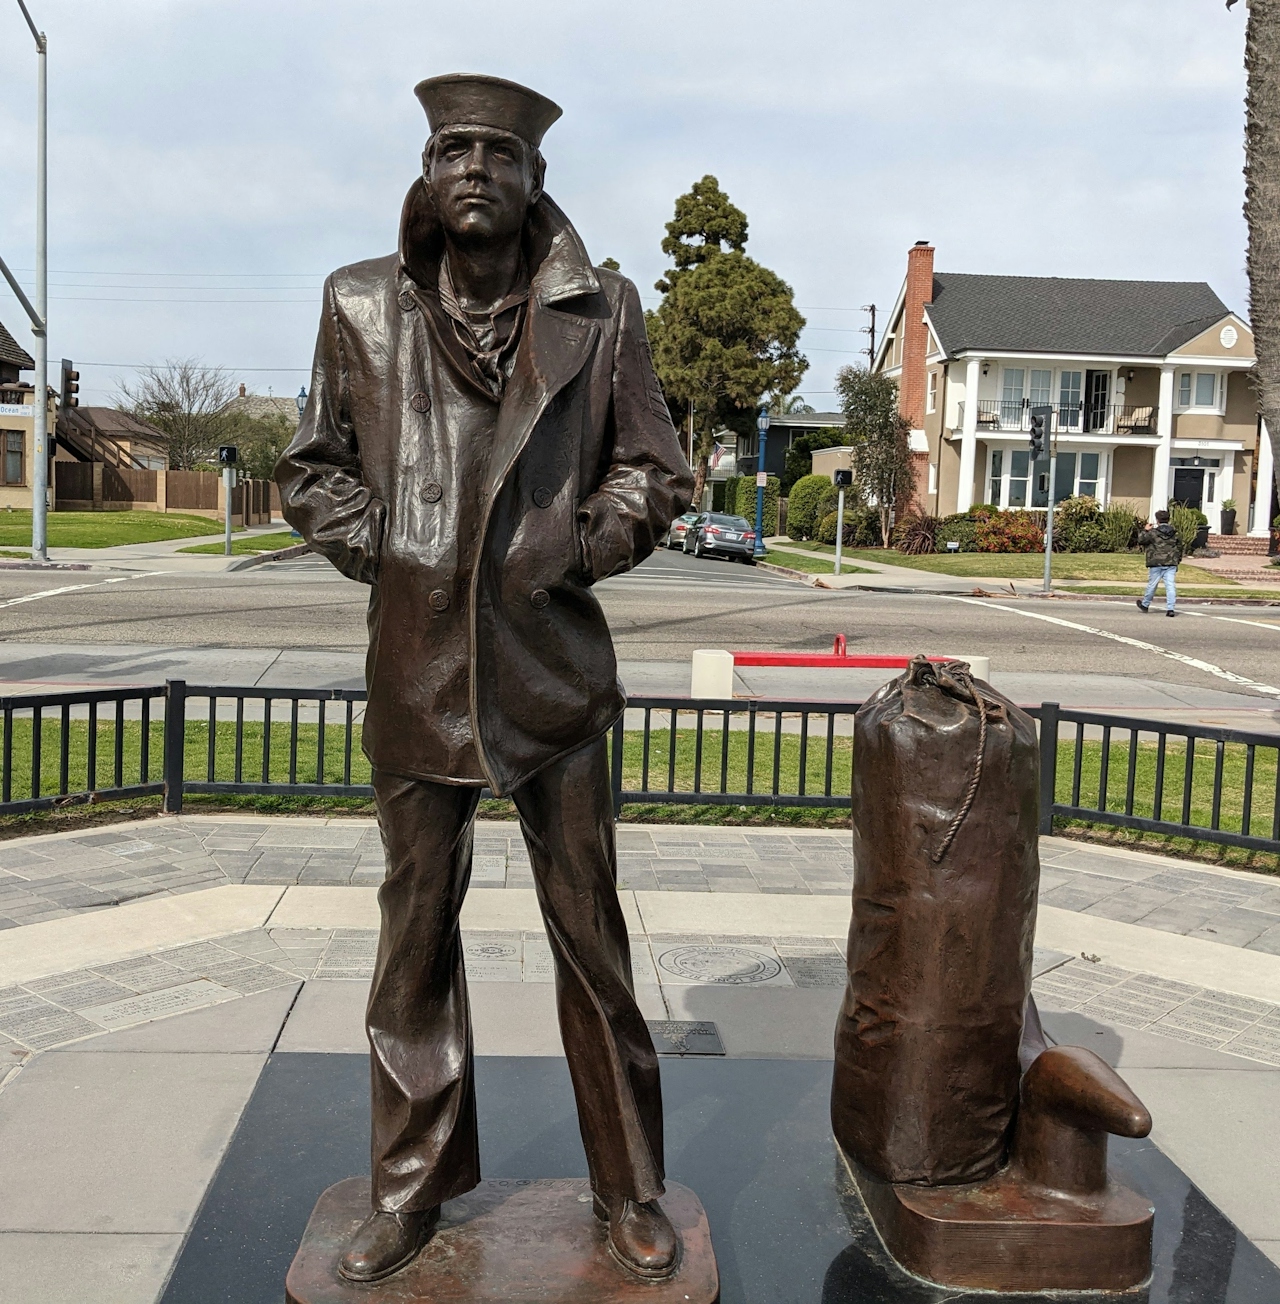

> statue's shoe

[
  {"left": 337, "top": 1206, "right": 440, "bottom": 1283},
  {"left": 592, "top": 1192, "right": 679, "bottom": 1279}
]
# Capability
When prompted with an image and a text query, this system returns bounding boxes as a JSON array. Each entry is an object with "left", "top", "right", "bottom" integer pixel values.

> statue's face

[{"left": 425, "top": 125, "right": 542, "bottom": 245}]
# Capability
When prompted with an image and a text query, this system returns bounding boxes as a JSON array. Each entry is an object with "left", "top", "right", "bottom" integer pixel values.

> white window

[
  {"left": 1029, "top": 369, "right": 1053, "bottom": 407},
  {"left": 1059, "top": 371, "right": 1082, "bottom": 429},
  {"left": 927, "top": 462, "right": 938, "bottom": 494},
  {"left": 926, "top": 370, "right": 938, "bottom": 414},
  {"left": 1008, "top": 450, "right": 1029, "bottom": 507},
  {"left": 1078, "top": 452, "right": 1100, "bottom": 499},
  {"left": 1000, "top": 368, "right": 1025, "bottom": 427},
  {"left": 989, "top": 450, "right": 1003, "bottom": 506},
  {"left": 1178, "top": 372, "right": 1220, "bottom": 410},
  {"left": 2, "top": 431, "right": 21, "bottom": 486}
]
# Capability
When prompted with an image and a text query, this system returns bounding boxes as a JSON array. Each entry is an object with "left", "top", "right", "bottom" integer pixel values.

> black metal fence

[{"left": 1, "top": 682, "right": 1278, "bottom": 856}]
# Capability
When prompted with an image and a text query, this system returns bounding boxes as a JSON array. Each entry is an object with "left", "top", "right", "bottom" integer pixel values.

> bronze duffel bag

[{"left": 831, "top": 656, "right": 1040, "bottom": 1185}]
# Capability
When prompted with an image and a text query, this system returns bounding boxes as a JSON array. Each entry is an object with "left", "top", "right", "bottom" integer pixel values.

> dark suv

[{"left": 682, "top": 513, "right": 757, "bottom": 563}]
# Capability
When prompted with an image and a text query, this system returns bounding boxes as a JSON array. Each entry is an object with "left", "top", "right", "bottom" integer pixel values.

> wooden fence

[{"left": 52, "top": 463, "right": 274, "bottom": 524}]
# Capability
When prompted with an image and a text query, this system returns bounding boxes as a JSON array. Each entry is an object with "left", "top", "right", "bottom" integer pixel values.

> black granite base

[{"left": 160, "top": 1055, "right": 1279, "bottom": 1304}]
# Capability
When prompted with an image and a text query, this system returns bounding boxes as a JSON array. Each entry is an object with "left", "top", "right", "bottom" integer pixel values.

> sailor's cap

[{"left": 414, "top": 73, "right": 562, "bottom": 149}]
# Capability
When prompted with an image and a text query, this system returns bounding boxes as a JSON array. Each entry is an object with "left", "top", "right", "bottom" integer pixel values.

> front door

[
  {"left": 1172, "top": 468, "right": 1205, "bottom": 511},
  {"left": 1084, "top": 370, "right": 1110, "bottom": 433}
]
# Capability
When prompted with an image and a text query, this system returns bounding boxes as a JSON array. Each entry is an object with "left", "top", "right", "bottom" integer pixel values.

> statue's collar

[{"left": 398, "top": 179, "right": 600, "bottom": 308}]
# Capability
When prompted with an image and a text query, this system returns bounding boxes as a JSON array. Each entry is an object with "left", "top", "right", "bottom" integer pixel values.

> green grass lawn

[
  {"left": 762, "top": 549, "right": 874, "bottom": 575},
  {"left": 0, "top": 510, "right": 232, "bottom": 549},
  {"left": 3, "top": 716, "right": 1275, "bottom": 857},
  {"left": 178, "top": 530, "right": 300, "bottom": 556},
  {"left": 842, "top": 548, "right": 1223, "bottom": 584}
]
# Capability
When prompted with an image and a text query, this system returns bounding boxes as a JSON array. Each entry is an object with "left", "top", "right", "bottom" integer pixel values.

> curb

[
  {"left": 756, "top": 560, "right": 820, "bottom": 585},
  {"left": 227, "top": 542, "right": 312, "bottom": 572},
  {"left": 0, "top": 561, "right": 92, "bottom": 572}
]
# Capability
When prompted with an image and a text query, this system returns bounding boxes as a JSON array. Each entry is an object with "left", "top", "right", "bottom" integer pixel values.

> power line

[{"left": 78, "top": 362, "right": 311, "bottom": 371}]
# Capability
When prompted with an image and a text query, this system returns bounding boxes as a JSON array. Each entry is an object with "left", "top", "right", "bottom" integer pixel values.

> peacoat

[{"left": 276, "top": 181, "right": 694, "bottom": 795}]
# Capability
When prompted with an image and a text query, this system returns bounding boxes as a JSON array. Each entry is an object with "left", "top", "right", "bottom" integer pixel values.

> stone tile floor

[{"left": 2, "top": 818, "right": 1279, "bottom": 953}]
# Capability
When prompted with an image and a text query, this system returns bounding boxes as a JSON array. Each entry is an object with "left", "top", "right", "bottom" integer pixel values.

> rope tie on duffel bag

[{"left": 907, "top": 655, "right": 1003, "bottom": 864}]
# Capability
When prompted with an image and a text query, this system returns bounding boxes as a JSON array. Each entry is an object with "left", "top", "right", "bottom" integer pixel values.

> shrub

[
  {"left": 893, "top": 512, "right": 938, "bottom": 554},
  {"left": 1099, "top": 500, "right": 1143, "bottom": 553},
  {"left": 974, "top": 509, "right": 1043, "bottom": 553},
  {"left": 1168, "top": 503, "right": 1206, "bottom": 555},
  {"left": 1052, "top": 496, "right": 1103, "bottom": 552},
  {"left": 730, "top": 475, "right": 780, "bottom": 536},
  {"left": 935, "top": 513, "right": 979, "bottom": 552},
  {"left": 816, "top": 504, "right": 879, "bottom": 547},
  {"left": 786, "top": 474, "right": 832, "bottom": 540}
]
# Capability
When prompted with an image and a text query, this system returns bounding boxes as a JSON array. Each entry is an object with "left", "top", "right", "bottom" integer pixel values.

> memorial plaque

[
  {"left": 780, "top": 953, "right": 847, "bottom": 989},
  {"left": 40, "top": 977, "right": 134, "bottom": 1010},
  {"left": 93, "top": 956, "right": 190, "bottom": 993},
  {"left": 521, "top": 934, "right": 555, "bottom": 983},
  {"left": 628, "top": 937, "right": 660, "bottom": 987},
  {"left": 463, "top": 932, "right": 523, "bottom": 982},
  {"left": 105, "top": 839, "right": 158, "bottom": 856},
  {"left": 315, "top": 936, "right": 379, "bottom": 980},
  {"left": 80, "top": 978, "right": 236, "bottom": 1030},
  {"left": 645, "top": 1020, "right": 725, "bottom": 1056},
  {"left": 653, "top": 943, "right": 791, "bottom": 986},
  {"left": 0, "top": 1003, "right": 101, "bottom": 1049},
  {"left": 471, "top": 855, "right": 507, "bottom": 885}
]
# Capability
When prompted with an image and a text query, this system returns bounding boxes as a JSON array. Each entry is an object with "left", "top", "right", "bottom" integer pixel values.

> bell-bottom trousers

[{"left": 367, "top": 736, "right": 665, "bottom": 1212}]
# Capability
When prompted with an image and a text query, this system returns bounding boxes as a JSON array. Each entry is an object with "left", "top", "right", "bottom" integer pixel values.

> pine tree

[{"left": 646, "top": 176, "right": 807, "bottom": 507}]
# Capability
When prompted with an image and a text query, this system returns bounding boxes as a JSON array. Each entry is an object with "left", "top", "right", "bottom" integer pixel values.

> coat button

[
  {"left": 530, "top": 589, "right": 550, "bottom": 609},
  {"left": 397, "top": 290, "right": 416, "bottom": 311},
  {"left": 428, "top": 589, "right": 450, "bottom": 612},
  {"left": 420, "top": 481, "right": 442, "bottom": 503},
  {"left": 410, "top": 390, "right": 431, "bottom": 413},
  {"left": 532, "top": 486, "right": 554, "bottom": 509}
]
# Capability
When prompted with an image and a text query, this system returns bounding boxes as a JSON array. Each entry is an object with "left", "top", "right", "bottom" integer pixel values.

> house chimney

[
  {"left": 238, "top": 382, "right": 246, "bottom": 398},
  {"left": 898, "top": 240, "right": 935, "bottom": 430}
]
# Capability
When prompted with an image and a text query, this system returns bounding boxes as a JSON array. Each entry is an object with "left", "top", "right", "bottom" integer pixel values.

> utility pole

[
  {"left": 5, "top": 1, "right": 49, "bottom": 562},
  {"left": 861, "top": 304, "right": 877, "bottom": 367},
  {"left": 1030, "top": 406, "right": 1054, "bottom": 593}
]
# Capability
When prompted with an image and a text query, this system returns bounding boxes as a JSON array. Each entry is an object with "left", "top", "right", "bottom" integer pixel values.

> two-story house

[
  {"left": 0, "top": 317, "right": 56, "bottom": 511},
  {"left": 874, "top": 243, "right": 1275, "bottom": 538}
]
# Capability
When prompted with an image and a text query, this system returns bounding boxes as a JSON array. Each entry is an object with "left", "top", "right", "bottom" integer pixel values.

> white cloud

[{"left": 0, "top": 0, "right": 1251, "bottom": 405}]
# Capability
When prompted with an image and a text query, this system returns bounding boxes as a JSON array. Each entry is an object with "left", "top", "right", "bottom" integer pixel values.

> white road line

[
  {"left": 0, "top": 571, "right": 169, "bottom": 611},
  {"left": 943, "top": 595, "right": 1280, "bottom": 699},
  {"left": 1178, "top": 610, "right": 1280, "bottom": 633}
]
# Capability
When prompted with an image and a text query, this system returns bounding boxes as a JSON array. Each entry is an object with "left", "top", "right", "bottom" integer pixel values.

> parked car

[
  {"left": 682, "top": 512, "right": 757, "bottom": 563},
  {"left": 665, "top": 512, "right": 700, "bottom": 549}
]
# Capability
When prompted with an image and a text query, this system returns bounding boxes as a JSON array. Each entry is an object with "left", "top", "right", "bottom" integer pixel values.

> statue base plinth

[
  {"left": 285, "top": 1177, "right": 719, "bottom": 1303},
  {"left": 843, "top": 1150, "right": 1153, "bottom": 1293}
]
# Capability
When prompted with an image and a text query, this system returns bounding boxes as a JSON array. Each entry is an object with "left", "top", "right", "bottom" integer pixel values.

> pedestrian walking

[{"left": 1136, "top": 509, "right": 1182, "bottom": 616}]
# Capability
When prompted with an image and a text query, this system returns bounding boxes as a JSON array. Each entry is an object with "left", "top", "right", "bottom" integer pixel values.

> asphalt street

[{"left": 1, "top": 549, "right": 1279, "bottom": 710}]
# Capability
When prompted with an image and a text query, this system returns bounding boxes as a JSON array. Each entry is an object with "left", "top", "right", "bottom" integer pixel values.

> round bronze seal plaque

[{"left": 428, "top": 589, "right": 450, "bottom": 612}]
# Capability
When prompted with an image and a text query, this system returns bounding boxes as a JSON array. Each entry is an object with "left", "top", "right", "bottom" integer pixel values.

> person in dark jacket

[
  {"left": 276, "top": 74, "right": 693, "bottom": 1284},
  {"left": 1136, "top": 510, "right": 1183, "bottom": 616}
]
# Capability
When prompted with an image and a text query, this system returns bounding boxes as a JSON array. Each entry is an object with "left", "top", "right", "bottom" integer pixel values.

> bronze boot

[
  {"left": 337, "top": 1206, "right": 440, "bottom": 1283},
  {"left": 593, "top": 1192, "right": 679, "bottom": 1279}
]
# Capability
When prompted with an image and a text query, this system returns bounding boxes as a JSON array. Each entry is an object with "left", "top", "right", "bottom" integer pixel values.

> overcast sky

[{"left": 0, "top": 0, "right": 1252, "bottom": 408}]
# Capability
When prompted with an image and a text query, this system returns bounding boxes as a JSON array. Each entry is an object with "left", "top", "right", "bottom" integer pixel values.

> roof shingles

[
  {"left": 925, "top": 274, "right": 1233, "bottom": 359},
  {"left": 0, "top": 318, "right": 34, "bottom": 371}
]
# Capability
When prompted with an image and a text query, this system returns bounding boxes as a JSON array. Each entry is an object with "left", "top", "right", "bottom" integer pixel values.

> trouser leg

[
  {"left": 1143, "top": 569, "right": 1160, "bottom": 606},
  {"left": 367, "top": 770, "right": 482, "bottom": 1212},
  {"left": 1165, "top": 566, "right": 1177, "bottom": 610},
  {"left": 511, "top": 736, "right": 666, "bottom": 1203}
]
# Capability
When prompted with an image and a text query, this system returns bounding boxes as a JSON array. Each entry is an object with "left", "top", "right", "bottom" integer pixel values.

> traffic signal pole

[{"left": 1029, "top": 405, "right": 1054, "bottom": 593}]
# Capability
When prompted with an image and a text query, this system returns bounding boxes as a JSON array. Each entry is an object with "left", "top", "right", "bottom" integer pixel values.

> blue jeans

[{"left": 1144, "top": 566, "right": 1177, "bottom": 610}]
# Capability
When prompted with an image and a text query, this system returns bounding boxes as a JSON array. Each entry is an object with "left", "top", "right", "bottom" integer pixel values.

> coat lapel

[{"left": 487, "top": 304, "right": 599, "bottom": 498}]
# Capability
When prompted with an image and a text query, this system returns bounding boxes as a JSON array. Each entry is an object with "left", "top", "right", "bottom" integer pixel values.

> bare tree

[
  {"left": 1230, "top": 0, "right": 1280, "bottom": 525},
  {"left": 113, "top": 359, "right": 236, "bottom": 470}
]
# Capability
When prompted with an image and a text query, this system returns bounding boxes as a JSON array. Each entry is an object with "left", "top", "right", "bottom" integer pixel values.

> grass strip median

[{"left": 0, "top": 509, "right": 233, "bottom": 548}]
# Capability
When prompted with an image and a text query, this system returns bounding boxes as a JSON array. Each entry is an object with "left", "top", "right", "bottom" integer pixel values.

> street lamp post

[
  {"left": 753, "top": 407, "right": 769, "bottom": 558},
  {"left": 5, "top": 1, "right": 49, "bottom": 562}
]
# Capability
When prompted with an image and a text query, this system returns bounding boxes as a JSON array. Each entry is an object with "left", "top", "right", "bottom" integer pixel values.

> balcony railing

[{"left": 956, "top": 401, "right": 1156, "bottom": 437}]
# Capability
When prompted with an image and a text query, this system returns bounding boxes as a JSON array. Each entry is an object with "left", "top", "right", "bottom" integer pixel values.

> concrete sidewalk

[{"left": 0, "top": 813, "right": 1277, "bottom": 1300}]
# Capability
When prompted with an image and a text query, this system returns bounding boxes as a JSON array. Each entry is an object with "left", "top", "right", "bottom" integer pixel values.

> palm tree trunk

[{"left": 1243, "top": 0, "right": 1280, "bottom": 524}]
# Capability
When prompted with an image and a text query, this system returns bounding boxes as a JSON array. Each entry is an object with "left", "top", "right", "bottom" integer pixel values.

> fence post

[
  {"left": 1038, "top": 702, "right": 1059, "bottom": 836},
  {"left": 163, "top": 679, "right": 186, "bottom": 813},
  {"left": 610, "top": 715, "right": 625, "bottom": 817}
]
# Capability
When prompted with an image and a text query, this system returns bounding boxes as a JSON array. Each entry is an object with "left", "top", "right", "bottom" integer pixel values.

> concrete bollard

[
  {"left": 942, "top": 654, "right": 991, "bottom": 682},
  {"left": 691, "top": 649, "right": 735, "bottom": 700}
]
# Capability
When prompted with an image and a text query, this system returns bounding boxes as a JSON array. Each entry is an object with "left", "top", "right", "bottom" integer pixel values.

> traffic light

[
  {"left": 217, "top": 445, "right": 238, "bottom": 466},
  {"left": 59, "top": 359, "right": 79, "bottom": 411},
  {"left": 1028, "top": 405, "right": 1051, "bottom": 459}
]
